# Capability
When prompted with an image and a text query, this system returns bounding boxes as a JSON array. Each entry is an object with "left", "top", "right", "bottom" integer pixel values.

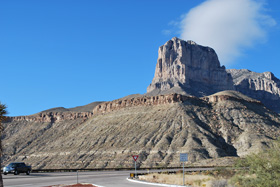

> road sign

[
  {"left": 180, "top": 153, "right": 188, "bottom": 186},
  {"left": 180, "top": 153, "right": 188, "bottom": 162},
  {"left": 132, "top": 155, "right": 139, "bottom": 161},
  {"left": 132, "top": 155, "right": 139, "bottom": 178}
]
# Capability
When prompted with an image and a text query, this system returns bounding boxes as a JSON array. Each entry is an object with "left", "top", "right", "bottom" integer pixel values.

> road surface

[
  {"left": 3, "top": 170, "right": 164, "bottom": 187},
  {"left": 3, "top": 168, "right": 212, "bottom": 187}
]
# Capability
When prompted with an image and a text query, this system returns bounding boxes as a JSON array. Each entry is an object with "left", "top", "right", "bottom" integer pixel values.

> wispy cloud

[
  {"left": 180, "top": 0, "right": 276, "bottom": 65},
  {"left": 162, "top": 29, "right": 172, "bottom": 36}
]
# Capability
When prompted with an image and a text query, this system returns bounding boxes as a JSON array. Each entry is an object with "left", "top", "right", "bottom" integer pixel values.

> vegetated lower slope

[{"left": 2, "top": 91, "right": 280, "bottom": 169}]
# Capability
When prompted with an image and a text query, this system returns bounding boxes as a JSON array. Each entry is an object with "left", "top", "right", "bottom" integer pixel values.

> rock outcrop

[
  {"left": 2, "top": 37, "right": 280, "bottom": 170},
  {"left": 147, "top": 37, "right": 234, "bottom": 96},
  {"left": 2, "top": 91, "right": 280, "bottom": 169},
  {"left": 6, "top": 112, "right": 94, "bottom": 123},
  {"left": 227, "top": 69, "right": 280, "bottom": 113},
  {"left": 93, "top": 93, "right": 197, "bottom": 115},
  {"left": 146, "top": 38, "right": 280, "bottom": 113},
  {"left": 5, "top": 101, "right": 103, "bottom": 123}
]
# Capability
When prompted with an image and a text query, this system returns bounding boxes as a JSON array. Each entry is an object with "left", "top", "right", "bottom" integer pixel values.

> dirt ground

[
  {"left": 138, "top": 170, "right": 234, "bottom": 187},
  {"left": 139, "top": 173, "right": 214, "bottom": 187}
]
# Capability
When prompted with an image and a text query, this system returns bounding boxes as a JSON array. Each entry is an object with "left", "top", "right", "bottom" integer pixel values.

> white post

[
  {"left": 183, "top": 162, "right": 185, "bottom": 186},
  {"left": 77, "top": 170, "right": 79, "bottom": 184},
  {"left": 135, "top": 160, "right": 137, "bottom": 178}
]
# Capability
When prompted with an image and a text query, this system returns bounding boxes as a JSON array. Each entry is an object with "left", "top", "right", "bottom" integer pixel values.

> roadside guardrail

[{"left": 29, "top": 165, "right": 226, "bottom": 173}]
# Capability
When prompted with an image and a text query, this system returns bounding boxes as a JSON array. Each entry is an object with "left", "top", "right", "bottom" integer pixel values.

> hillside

[
  {"left": 2, "top": 91, "right": 280, "bottom": 169},
  {"left": 2, "top": 38, "right": 280, "bottom": 170}
]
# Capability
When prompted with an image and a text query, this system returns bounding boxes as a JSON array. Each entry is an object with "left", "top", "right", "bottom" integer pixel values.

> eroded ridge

[
  {"left": 93, "top": 93, "right": 196, "bottom": 115},
  {"left": 6, "top": 112, "right": 93, "bottom": 123}
]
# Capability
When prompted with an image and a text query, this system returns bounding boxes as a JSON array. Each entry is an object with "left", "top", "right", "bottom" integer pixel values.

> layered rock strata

[
  {"left": 6, "top": 112, "right": 93, "bottom": 123},
  {"left": 147, "top": 37, "right": 234, "bottom": 96},
  {"left": 2, "top": 37, "right": 280, "bottom": 170},
  {"left": 5, "top": 101, "right": 102, "bottom": 123},
  {"left": 146, "top": 38, "right": 280, "bottom": 113},
  {"left": 227, "top": 69, "right": 280, "bottom": 113},
  {"left": 2, "top": 91, "right": 280, "bottom": 169},
  {"left": 93, "top": 93, "right": 197, "bottom": 115}
]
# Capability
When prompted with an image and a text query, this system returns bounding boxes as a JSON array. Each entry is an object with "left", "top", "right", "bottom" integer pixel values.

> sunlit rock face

[
  {"left": 227, "top": 69, "right": 280, "bottom": 113},
  {"left": 147, "top": 37, "right": 234, "bottom": 97},
  {"left": 3, "top": 37, "right": 280, "bottom": 170}
]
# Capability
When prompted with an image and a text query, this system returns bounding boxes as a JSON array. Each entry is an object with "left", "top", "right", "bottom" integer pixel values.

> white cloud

[
  {"left": 162, "top": 29, "right": 172, "bottom": 35},
  {"left": 180, "top": 0, "right": 276, "bottom": 65}
]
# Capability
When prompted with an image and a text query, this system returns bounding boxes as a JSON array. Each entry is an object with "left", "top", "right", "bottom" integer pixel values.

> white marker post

[
  {"left": 132, "top": 155, "right": 139, "bottom": 178},
  {"left": 77, "top": 170, "right": 79, "bottom": 184},
  {"left": 180, "top": 153, "right": 188, "bottom": 186}
]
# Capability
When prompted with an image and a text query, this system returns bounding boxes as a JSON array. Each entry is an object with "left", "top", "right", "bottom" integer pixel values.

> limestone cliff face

[
  {"left": 146, "top": 38, "right": 280, "bottom": 113},
  {"left": 7, "top": 112, "right": 93, "bottom": 123},
  {"left": 227, "top": 69, "right": 280, "bottom": 113},
  {"left": 147, "top": 37, "right": 234, "bottom": 96},
  {"left": 93, "top": 93, "right": 197, "bottom": 115}
]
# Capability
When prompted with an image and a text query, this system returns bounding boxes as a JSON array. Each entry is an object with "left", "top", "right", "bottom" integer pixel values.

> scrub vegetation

[
  {"left": 230, "top": 139, "right": 280, "bottom": 187},
  {"left": 139, "top": 139, "right": 280, "bottom": 187},
  {"left": 139, "top": 169, "right": 235, "bottom": 187}
]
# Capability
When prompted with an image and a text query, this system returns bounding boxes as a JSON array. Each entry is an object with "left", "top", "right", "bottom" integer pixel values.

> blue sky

[{"left": 1, "top": 0, "right": 280, "bottom": 116}]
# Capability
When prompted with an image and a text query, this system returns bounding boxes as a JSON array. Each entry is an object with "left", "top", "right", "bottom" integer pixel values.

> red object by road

[{"left": 132, "top": 155, "right": 139, "bottom": 161}]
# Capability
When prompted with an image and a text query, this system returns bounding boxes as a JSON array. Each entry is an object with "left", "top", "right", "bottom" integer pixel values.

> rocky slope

[
  {"left": 147, "top": 37, "right": 234, "bottom": 97},
  {"left": 2, "top": 37, "right": 280, "bottom": 170},
  {"left": 5, "top": 102, "right": 102, "bottom": 123},
  {"left": 227, "top": 69, "right": 280, "bottom": 113},
  {"left": 2, "top": 91, "right": 280, "bottom": 169}
]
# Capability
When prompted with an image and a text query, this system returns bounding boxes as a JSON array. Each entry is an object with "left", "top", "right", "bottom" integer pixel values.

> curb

[
  {"left": 127, "top": 178, "right": 190, "bottom": 187},
  {"left": 92, "top": 184, "right": 105, "bottom": 187}
]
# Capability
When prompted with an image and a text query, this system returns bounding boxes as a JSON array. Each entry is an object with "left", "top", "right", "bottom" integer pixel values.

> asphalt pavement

[
  {"left": 3, "top": 170, "right": 164, "bottom": 187},
  {"left": 3, "top": 168, "right": 213, "bottom": 187}
]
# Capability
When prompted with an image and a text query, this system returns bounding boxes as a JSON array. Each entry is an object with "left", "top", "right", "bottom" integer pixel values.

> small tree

[
  {"left": 0, "top": 103, "right": 7, "bottom": 187},
  {"left": 231, "top": 140, "right": 280, "bottom": 187}
]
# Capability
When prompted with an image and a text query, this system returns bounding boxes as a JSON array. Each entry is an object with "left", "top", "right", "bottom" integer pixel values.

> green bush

[{"left": 230, "top": 140, "right": 280, "bottom": 187}]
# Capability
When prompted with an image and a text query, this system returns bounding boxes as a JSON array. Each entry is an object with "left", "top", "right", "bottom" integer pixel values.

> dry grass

[{"left": 139, "top": 173, "right": 214, "bottom": 187}]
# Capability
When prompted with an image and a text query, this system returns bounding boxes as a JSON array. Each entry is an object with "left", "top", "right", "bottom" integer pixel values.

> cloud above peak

[{"left": 180, "top": 0, "right": 276, "bottom": 65}]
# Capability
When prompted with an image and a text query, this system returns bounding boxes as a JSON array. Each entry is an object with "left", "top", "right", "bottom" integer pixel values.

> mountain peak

[
  {"left": 147, "top": 38, "right": 233, "bottom": 97},
  {"left": 171, "top": 37, "right": 196, "bottom": 45}
]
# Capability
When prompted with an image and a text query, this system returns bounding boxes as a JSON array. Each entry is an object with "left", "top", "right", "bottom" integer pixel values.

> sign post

[
  {"left": 180, "top": 153, "right": 188, "bottom": 186},
  {"left": 132, "top": 155, "right": 139, "bottom": 178},
  {"left": 77, "top": 170, "right": 79, "bottom": 184}
]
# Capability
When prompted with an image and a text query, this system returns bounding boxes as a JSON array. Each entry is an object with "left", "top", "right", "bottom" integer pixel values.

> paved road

[
  {"left": 3, "top": 168, "right": 213, "bottom": 187},
  {"left": 3, "top": 170, "right": 164, "bottom": 187}
]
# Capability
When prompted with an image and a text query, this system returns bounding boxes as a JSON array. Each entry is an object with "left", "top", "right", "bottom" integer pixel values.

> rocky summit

[
  {"left": 147, "top": 37, "right": 234, "bottom": 97},
  {"left": 2, "top": 38, "right": 280, "bottom": 170},
  {"left": 147, "top": 37, "right": 280, "bottom": 113}
]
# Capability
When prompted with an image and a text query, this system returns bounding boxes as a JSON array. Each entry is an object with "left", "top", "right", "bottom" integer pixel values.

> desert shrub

[
  {"left": 210, "top": 168, "right": 235, "bottom": 179},
  {"left": 211, "top": 179, "right": 228, "bottom": 187},
  {"left": 230, "top": 139, "right": 280, "bottom": 187},
  {"left": 194, "top": 179, "right": 202, "bottom": 186}
]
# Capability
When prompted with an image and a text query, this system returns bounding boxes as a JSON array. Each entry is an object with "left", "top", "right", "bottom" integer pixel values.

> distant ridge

[
  {"left": 227, "top": 69, "right": 280, "bottom": 113},
  {"left": 38, "top": 101, "right": 104, "bottom": 114}
]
